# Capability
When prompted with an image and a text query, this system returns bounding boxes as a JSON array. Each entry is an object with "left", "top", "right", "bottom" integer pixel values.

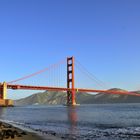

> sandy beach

[{"left": 0, "top": 121, "right": 61, "bottom": 140}]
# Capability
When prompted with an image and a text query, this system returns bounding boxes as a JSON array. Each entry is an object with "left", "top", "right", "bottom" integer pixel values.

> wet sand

[{"left": 0, "top": 121, "right": 61, "bottom": 140}]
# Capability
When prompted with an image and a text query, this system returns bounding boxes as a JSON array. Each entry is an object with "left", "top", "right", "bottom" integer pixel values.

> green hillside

[{"left": 14, "top": 89, "right": 140, "bottom": 105}]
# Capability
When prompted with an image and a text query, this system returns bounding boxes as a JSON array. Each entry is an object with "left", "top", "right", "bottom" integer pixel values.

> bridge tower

[
  {"left": 67, "top": 56, "right": 76, "bottom": 106},
  {"left": 0, "top": 82, "right": 7, "bottom": 99}
]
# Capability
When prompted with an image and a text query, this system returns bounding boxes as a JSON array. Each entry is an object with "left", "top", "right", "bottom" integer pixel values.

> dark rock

[
  {"left": 17, "top": 134, "right": 22, "bottom": 137},
  {"left": 47, "top": 130, "right": 56, "bottom": 136},
  {"left": 21, "top": 131, "right": 27, "bottom": 135},
  {"left": 13, "top": 130, "right": 18, "bottom": 135}
]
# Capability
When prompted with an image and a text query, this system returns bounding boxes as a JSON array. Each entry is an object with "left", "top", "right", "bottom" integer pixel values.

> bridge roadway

[{"left": 6, "top": 84, "right": 140, "bottom": 97}]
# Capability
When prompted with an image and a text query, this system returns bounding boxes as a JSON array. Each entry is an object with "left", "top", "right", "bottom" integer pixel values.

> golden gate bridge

[{"left": 0, "top": 56, "right": 140, "bottom": 106}]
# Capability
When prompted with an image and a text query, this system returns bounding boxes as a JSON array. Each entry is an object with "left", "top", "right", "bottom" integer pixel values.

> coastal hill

[{"left": 14, "top": 88, "right": 140, "bottom": 105}]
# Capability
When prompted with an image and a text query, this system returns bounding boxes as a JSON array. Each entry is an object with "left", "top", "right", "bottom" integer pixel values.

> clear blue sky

[{"left": 0, "top": 0, "right": 140, "bottom": 99}]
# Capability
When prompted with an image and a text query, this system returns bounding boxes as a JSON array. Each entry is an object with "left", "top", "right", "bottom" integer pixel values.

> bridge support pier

[
  {"left": 0, "top": 82, "right": 13, "bottom": 107},
  {"left": 67, "top": 57, "right": 76, "bottom": 106},
  {"left": 0, "top": 82, "right": 7, "bottom": 99}
]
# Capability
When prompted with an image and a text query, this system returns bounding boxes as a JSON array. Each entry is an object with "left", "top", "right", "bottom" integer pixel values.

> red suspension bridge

[{"left": 0, "top": 56, "right": 140, "bottom": 106}]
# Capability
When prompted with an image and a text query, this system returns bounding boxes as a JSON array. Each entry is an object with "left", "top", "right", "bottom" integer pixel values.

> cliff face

[{"left": 14, "top": 89, "right": 140, "bottom": 105}]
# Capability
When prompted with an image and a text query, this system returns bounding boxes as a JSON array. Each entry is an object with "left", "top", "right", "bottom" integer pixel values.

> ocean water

[{"left": 0, "top": 104, "right": 140, "bottom": 139}]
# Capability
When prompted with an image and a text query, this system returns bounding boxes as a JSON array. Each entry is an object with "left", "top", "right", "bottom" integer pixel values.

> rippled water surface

[{"left": 0, "top": 104, "right": 140, "bottom": 139}]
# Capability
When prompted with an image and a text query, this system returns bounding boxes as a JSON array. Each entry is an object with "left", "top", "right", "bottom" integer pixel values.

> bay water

[{"left": 0, "top": 104, "right": 140, "bottom": 139}]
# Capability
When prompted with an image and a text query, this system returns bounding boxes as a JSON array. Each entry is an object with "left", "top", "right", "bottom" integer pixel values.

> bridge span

[{"left": 0, "top": 56, "right": 140, "bottom": 106}]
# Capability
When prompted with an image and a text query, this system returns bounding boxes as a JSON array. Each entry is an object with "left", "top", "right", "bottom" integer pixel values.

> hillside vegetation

[{"left": 14, "top": 89, "right": 140, "bottom": 105}]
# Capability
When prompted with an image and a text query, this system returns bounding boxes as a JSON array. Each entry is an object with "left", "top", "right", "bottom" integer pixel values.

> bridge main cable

[{"left": 8, "top": 59, "right": 65, "bottom": 84}]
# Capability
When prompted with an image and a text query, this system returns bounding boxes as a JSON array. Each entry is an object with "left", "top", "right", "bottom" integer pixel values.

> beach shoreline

[{"left": 0, "top": 121, "right": 62, "bottom": 140}]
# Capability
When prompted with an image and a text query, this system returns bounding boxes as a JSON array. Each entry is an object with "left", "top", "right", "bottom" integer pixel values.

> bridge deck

[{"left": 6, "top": 84, "right": 140, "bottom": 97}]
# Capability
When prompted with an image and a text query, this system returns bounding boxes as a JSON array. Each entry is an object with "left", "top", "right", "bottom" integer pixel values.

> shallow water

[{"left": 0, "top": 104, "right": 140, "bottom": 139}]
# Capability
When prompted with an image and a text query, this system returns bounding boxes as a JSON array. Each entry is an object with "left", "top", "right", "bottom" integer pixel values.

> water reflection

[
  {"left": 0, "top": 107, "right": 6, "bottom": 118},
  {"left": 67, "top": 106, "right": 78, "bottom": 135}
]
